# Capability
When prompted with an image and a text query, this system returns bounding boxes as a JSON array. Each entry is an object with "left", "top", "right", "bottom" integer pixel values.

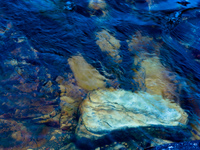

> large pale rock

[
  {"left": 68, "top": 55, "right": 107, "bottom": 91},
  {"left": 76, "top": 89, "right": 190, "bottom": 148}
]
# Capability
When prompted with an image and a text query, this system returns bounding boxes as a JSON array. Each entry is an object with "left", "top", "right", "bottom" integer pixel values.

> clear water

[{"left": 0, "top": 0, "right": 200, "bottom": 149}]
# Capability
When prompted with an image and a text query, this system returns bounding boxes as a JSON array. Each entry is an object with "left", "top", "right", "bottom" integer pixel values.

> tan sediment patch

[
  {"left": 96, "top": 30, "right": 121, "bottom": 63},
  {"left": 128, "top": 32, "right": 177, "bottom": 100},
  {"left": 134, "top": 56, "right": 178, "bottom": 100},
  {"left": 141, "top": 57, "right": 176, "bottom": 98},
  {"left": 68, "top": 55, "right": 106, "bottom": 91}
]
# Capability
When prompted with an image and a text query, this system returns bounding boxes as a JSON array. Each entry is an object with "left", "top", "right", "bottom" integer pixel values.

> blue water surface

[{"left": 0, "top": 0, "right": 200, "bottom": 149}]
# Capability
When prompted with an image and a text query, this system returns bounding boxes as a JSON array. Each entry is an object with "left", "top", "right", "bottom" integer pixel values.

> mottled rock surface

[{"left": 76, "top": 89, "right": 190, "bottom": 148}]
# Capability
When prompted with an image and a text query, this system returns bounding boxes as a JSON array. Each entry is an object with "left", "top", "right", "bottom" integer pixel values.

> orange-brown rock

[
  {"left": 56, "top": 73, "right": 87, "bottom": 101},
  {"left": 60, "top": 96, "right": 77, "bottom": 116}
]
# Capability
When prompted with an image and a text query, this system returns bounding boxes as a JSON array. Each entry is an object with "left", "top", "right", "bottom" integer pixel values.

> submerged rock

[
  {"left": 0, "top": 119, "right": 48, "bottom": 149},
  {"left": 128, "top": 32, "right": 178, "bottom": 100},
  {"left": 190, "top": 120, "right": 200, "bottom": 140},
  {"left": 56, "top": 74, "right": 87, "bottom": 131},
  {"left": 59, "top": 96, "right": 78, "bottom": 131},
  {"left": 88, "top": 0, "right": 107, "bottom": 16},
  {"left": 139, "top": 57, "right": 177, "bottom": 99},
  {"left": 68, "top": 55, "right": 107, "bottom": 91},
  {"left": 96, "top": 30, "right": 121, "bottom": 63},
  {"left": 0, "top": 119, "right": 31, "bottom": 148},
  {"left": 150, "top": 138, "right": 173, "bottom": 147},
  {"left": 76, "top": 89, "right": 189, "bottom": 148},
  {"left": 0, "top": 23, "right": 60, "bottom": 122},
  {"left": 89, "top": 0, "right": 107, "bottom": 10}
]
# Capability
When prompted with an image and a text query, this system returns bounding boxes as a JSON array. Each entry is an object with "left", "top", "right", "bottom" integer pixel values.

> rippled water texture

[{"left": 0, "top": 0, "right": 200, "bottom": 149}]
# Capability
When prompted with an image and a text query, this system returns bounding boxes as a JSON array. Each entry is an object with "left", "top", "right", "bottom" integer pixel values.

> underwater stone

[
  {"left": 68, "top": 55, "right": 107, "bottom": 91},
  {"left": 127, "top": 32, "right": 177, "bottom": 100},
  {"left": 96, "top": 30, "right": 121, "bottom": 63},
  {"left": 76, "top": 89, "right": 189, "bottom": 148},
  {"left": 140, "top": 56, "right": 177, "bottom": 99},
  {"left": 89, "top": 0, "right": 107, "bottom": 10}
]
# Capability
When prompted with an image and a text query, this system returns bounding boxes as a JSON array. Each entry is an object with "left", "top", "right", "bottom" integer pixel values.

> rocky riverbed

[{"left": 0, "top": 0, "right": 200, "bottom": 149}]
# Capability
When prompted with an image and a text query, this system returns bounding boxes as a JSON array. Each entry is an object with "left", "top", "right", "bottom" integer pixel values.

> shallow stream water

[{"left": 0, "top": 0, "right": 200, "bottom": 149}]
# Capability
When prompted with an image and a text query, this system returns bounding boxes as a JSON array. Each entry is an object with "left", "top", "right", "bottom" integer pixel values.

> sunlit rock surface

[
  {"left": 76, "top": 89, "right": 189, "bottom": 148},
  {"left": 68, "top": 55, "right": 107, "bottom": 91}
]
